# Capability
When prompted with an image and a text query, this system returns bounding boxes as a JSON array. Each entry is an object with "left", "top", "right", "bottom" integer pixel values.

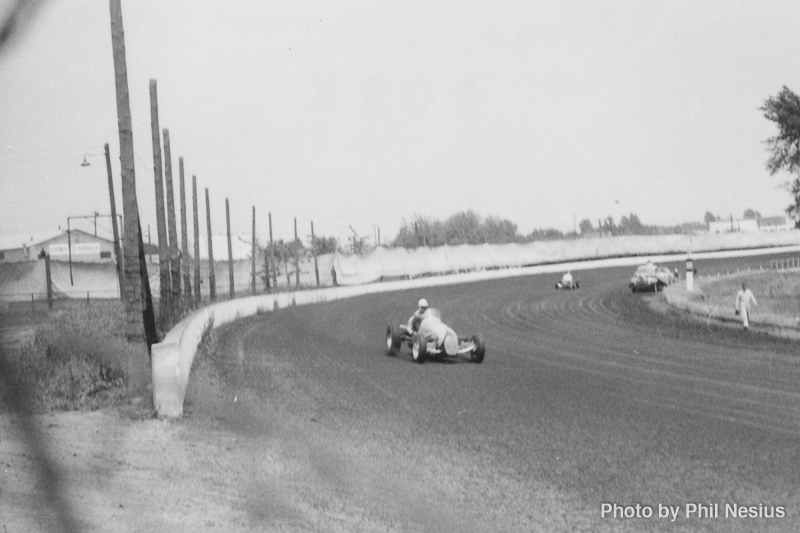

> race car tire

[
  {"left": 385, "top": 325, "right": 401, "bottom": 356},
  {"left": 412, "top": 333, "right": 427, "bottom": 364},
  {"left": 575, "top": 281, "right": 580, "bottom": 289},
  {"left": 555, "top": 282, "right": 560, "bottom": 289},
  {"left": 470, "top": 333, "right": 486, "bottom": 364}
]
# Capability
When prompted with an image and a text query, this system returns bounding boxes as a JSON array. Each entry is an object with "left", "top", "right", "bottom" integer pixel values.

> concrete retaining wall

[{"left": 151, "top": 244, "right": 800, "bottom": 417}]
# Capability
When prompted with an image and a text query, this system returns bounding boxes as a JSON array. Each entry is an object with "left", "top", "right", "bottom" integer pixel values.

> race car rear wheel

[
  {"left": 412, "top": 333, "right": 427, "bottom": 364},
  {"left": 470, "top": 333, "right": 486, "bottom": 364},
  {"left": 385, "top": 325, "right": 401, "bottom": 356}
]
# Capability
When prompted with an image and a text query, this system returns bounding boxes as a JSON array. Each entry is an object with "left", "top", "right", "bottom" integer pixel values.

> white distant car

[{"left": 555, "top": 275, "right": 580, "bottom": 289}]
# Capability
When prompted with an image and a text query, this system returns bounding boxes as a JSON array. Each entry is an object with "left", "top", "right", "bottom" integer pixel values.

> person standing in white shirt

[{"left": 735, "top": 282, "right": 757, "bottom": 330}]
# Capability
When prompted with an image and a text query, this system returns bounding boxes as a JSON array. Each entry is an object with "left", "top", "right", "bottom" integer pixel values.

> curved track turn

[{"left": 201, "top": 253, "right": 800, "bottom": 532}]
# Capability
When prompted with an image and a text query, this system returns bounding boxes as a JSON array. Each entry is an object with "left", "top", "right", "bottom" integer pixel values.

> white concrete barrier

[{"left": 151, "top": 244, "right": 800, "bottom": 417}]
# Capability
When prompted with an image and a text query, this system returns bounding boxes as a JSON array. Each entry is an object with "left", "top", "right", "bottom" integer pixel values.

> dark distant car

[{"left": 629, "top": 262, "right": 674, "bottom": 292}]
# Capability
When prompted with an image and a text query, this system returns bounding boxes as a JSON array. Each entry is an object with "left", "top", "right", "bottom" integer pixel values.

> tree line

[{"left": 387, "top": 210, "right": 705, "bottom": 250}]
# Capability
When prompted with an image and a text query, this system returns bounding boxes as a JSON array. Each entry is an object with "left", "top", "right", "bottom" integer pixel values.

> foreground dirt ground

[{"left": 1, "top": 394, "right": 252, "bottom": 532}]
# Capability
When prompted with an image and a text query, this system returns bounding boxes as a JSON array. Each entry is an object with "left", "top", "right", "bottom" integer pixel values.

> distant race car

[
  {"left": 629, "top": 262, "right": 675, "bottom": 292},
  {"left": 555, "top": 277, "right": 580, "bottom": 289},
  {"left": 385, "top": 308, "right": 486, "bottom": 364}
]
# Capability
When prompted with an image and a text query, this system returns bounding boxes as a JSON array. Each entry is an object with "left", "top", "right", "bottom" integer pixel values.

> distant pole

[
  {"left": 163, "top": 128, "right": 181, "bottom": 306},
  {"left": 251, "top": 206, "right": 257, "bottom": 295},
  {"left": 179, "top": 157, "right": 192, "bottom": 305},
  {"left": 378, "top": 226, "right": 381, "bottom": 247},
  {"left": 67, "top": 221, "right": 73, "bottom": 285},
  {"left": 263, "top": 248, "right": 271, "bottom": 291},
  {"left": 104, "top": 143, "right": 124, "bottom": 297},
  {"left": 109, "top": 0, "right": 145, "bottom": 344},
  {"left": 149, "top": 79, "right": 170, "bottom": 313},
  {"left": 294, "top": 217, "right": 300, "bottom": 287},
  {"left": 44, "top": 252, "right": 53, "bottom": 310},
  {"left": 226, "top": 198, "right": 234, "bottom": 298},
  {"left": 205, "top": 188, "right": 216, "bottom": 301},
  {"left": 192, "top": 176, "right": 201, "bottom": 305},
  {"left": 311, "top": 221, "right": 320, "bottom": 287},
  {"left": 269, "top": 212, "right": 276, "bottom": 287}
]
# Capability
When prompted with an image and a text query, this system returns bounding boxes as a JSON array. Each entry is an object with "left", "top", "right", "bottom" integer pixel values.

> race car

[
  {"left": 385, "top": 308, "right": 486, "bottom": 364},
  {"left": 555, "top": 276, "right": 580, "bottom": 289},
  {"left": 629, "top": 262, "right": 675, "bottom": 292}
]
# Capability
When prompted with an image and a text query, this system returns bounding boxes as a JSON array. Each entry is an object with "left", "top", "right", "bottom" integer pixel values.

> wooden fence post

[
  {"left": 206, "top": 188, "right": 216, "bottom": 301},
  {"left": 226, "top": 198, "right": 235, "bottom": 299},
  {"left": 311, "top": 221, "right": 319, "bottom": 287}
]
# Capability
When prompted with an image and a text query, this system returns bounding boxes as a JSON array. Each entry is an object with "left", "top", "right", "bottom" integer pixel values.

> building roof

[
  {"left": 0, "top": 229, "right": 115, "bottom": 251},
  {"left": 0, "top": 230, "right": 64, "bottom": 251}
]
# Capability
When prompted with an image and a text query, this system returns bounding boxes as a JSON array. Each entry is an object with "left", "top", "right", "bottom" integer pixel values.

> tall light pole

[{"left": 80, "top": 147, "right": 125, "bottom": 296}]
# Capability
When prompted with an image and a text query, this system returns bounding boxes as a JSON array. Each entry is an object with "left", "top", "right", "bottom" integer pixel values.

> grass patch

[
  {"left": 664, "top": 271, "right": 800, "bottom": 331},
  {"left": 1, "top": 301, "right": 150, "bottom": 412},
  {"left": 191, "top": 317, "right": 218, "bottom": 375}
]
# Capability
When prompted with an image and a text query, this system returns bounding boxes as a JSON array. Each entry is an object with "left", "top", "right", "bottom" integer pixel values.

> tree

[
  {"left": 310, "top": 235, "right": 338, "bottom": 255},
  {"left": 483, "top": 216, "right": 518, "bottom": 244},
  {"left": 761, "top": 86, "right": 800, "bottom": 227},
  {"left": 445, "top": 210, "right": 484, "bottom": 245},
  {"left": 578, "top": 219, "right": 593, "bottom": 234},
  {"left": 743, "top": 208, "right": 761, "bottom": 219},
  {"left": 704, "top": 211, "right": 716, "bottom": 225}
]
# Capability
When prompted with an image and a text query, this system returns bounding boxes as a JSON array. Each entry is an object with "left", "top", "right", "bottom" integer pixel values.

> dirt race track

[
  {"left": 4, "top": 253, "right": 800, "bottom": 532},
  {"left": 179, "top": 253, "right": 799, "bottom": 532}
]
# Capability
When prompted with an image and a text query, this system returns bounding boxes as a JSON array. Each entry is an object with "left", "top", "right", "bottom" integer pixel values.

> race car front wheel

[
  {"left": 385, "top": 325, "right": 401, "bottom": 356},
  {"left": 412, "top": 333, "right": 427, "bottom": 364},
  {"left": 470, "top": 333, "right": 486, "bottom": 364}
]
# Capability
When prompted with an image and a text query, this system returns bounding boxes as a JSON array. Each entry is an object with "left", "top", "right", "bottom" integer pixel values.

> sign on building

[{"left": 49, "top": 243, "right": 100, "bottom": 256}]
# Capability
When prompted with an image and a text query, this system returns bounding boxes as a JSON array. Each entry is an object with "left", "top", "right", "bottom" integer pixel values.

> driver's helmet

[{"left": 418, "top": 298, "right": 429, "bottom": 310}]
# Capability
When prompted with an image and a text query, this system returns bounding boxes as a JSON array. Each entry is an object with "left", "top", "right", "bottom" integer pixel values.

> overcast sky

[{"left": 1, "top": 0, "right": 799, "bottom": 246}]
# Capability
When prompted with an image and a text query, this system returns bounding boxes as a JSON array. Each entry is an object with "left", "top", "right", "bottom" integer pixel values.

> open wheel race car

[
  {"left": 385, "top": 308, "right": 486, "bottom": 364},
  {"left": 555, "top": 278, "right": 579, "bottom": 289}
]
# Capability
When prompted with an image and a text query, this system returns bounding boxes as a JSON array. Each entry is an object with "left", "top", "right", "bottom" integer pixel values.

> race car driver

[
  {"left": 561, "top": 271, "right": 574, "bottom": 287},
  {"left": 407, "top": 298, "right": 429, "bottom": 333}
]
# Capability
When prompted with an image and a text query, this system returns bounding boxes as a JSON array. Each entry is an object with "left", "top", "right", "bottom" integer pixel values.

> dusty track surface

[
  {"left": 3, "top": 253, "right": 800, "bottom": 531},
  {"left": 185, "top": 254, "right": 800, "bottom": 531}
]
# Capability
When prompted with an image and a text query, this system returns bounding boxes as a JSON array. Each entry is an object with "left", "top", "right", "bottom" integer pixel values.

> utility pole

[
  {"left": 109, "top": 0, "right": 146, "bottom": 345},
  {"left": 269, "top": 212, "right": 276, "bottom": 288},
  {"left": 205, "top": 188, "right": 216, "bottom": 301},
  {"left": 163, "top": 128, "right": 181, "bottom": 307},
  {"left": 294, "top": 217, "right": 300, "bottom": 287},
  {"left": 192, "top": 176, "right": 201, "bottom": 305},
  {"left": 311, "top": 221, "right": 319, "bottom": 287},
  {"left": 179, "top": 158, "right": 191, "bottom": 305},
  {"left": 104, "top": 143, "right": 124, "bottom": 297},
  {"left": 149, "top": 79, "right": 170, "bottom": 314},
  {"left": 251, "top": 206, "right": 257, "bottom": 295},
  {"left": 43, "top": 251, "right": 53, "bottom": 310},
  {"left": 226, "top": 198, "right": 234, "bottom": 299}
]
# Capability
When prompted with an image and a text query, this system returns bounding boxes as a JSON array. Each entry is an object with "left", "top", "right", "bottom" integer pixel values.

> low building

[
  {"left": 708, "top": 215, "right": 792, "bottom": 233},
  {"left": 0, "top": 230, "right": 117, "bottom": 264}
]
